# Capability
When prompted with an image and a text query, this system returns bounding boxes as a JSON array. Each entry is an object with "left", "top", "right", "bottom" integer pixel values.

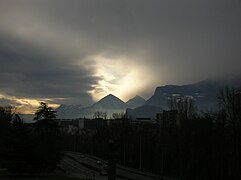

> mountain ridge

[
  {"left": 56, "top": 94, "right": 128, "bottom": 119},
  {"left": 56, "top": 76, "right": 241, "bottom": 119},
  {"left": 90, "top": 94, "right": 127, "bottom": 110},
  {"left": 126, "top": 95, "right": 146, "bottom": 109}
]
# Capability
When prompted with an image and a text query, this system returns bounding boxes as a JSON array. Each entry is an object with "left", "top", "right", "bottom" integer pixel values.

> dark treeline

[
  {"left": 0, "top": 102, "right": 61, "bottom": 175},
  {"left": 62, "top": 87, "right": 241, "bottom": 180}
]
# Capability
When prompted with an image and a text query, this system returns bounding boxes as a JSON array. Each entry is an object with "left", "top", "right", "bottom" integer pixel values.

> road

[
  {"left": 58, "top": 153, "right": 124, "bottom": 180},
  {"left": 59, "top": 151, "right": 177, "bottom": 180}
]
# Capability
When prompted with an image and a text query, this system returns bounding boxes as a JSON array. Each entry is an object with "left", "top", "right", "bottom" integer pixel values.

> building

[
  {"left": 57, "top": 118, "right": 108, "bottom": 134},
  {"left": 156, "top": 110, "right": 180, "bottom": 128}
]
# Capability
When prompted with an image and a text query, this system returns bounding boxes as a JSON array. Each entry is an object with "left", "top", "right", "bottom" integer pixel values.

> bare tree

[
  {"left": 218, "top": 86, "right": 241, "bottom": 178},
  {"left": 167, "top": 95, "right": 196, "bottom": 119},
  {"left": 112, "top": 112, "right": 125, "bottom": 119},
  {"left": 93, "top": 111, "right": 107, "bottom": 120},
  {"left": 218, "top": 86, "right": 241, "bottom": 127}
]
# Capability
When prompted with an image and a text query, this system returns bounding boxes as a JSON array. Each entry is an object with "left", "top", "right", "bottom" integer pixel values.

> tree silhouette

[
  {"left": 218, "top": 86, "right": 241, "bottom": 127},
  {"left": 93, "top": 111, "right": 107, "bottom": 120},
  {"left": 217, "top": 87, "right": 241, "bottom": 179},
  {"left": 0, "top": 104, "right": 62, "bottom": 174},
  {"left": 33, "top": 102, "right": 61, "bottom": 171},
  {"left": 0, "top": 106, "right": 14, "bottom": 171},
  {"left": 0, "top": 106, "right": 12, "bottom": 138},
  {"left": 0, "top": 115, "right": 36, "bottom": 175},
  {"left": 112, "top": 112, "right": 125, "bottom": 119},
  {"left": 168, "top": 95, "right": 196, "bottom": 119},
  {"left": 34, "top": 102, "right": 56, "bottom": 121}
]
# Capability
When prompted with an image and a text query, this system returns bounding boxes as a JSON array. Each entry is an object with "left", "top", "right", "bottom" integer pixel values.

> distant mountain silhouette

[
  {"left": 55, "top": 104, "right": 83, "bottom": 119},
  {"left": 18, "top": 114, "right": 35, "bottom": 123},
  {"left": 56, "top": 94, "right": 127, "bottom": 119},
  {"left": 145, "top": 76, "right": 241, "bottom": 111},
  {"left": 126, "top": 95, "right": 146, "bottom": 109},
  {"left": 55, "top": 76, "right": 241, "bottom": 119},
  {"left": 91, "top": 94, "right": 127, "bottom": 110}
]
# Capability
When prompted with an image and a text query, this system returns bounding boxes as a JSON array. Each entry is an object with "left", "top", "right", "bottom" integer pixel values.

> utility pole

[
  {"left": 139, "top": 133, "right": 142, "bottom": 170},
  {"left": 108, "top": 139, "right": 118, "bottom": 180},
  {"left": 139, "top": 122, "right": 142, "bottom": 171}
]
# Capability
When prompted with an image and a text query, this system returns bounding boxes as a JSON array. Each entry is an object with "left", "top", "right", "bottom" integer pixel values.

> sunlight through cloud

[
  {"left": 89, "top": 55, "right": 147, "bottom": 101},
  {"left": 0, "top": 93, "right": 59, "bottom": 114}
]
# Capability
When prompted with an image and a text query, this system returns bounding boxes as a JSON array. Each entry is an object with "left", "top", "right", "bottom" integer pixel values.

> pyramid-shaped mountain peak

[
  {"left": 91, "top": 94, "right": 127, "bottom": 109},
  {"left": 100, "top": 94, "right": 123, "bottom": 101},
  {"left": 103, "top": 93, "right": 117, "bottom": 99},
  {"left": 126, "top": 95, "right": 146, "bottom": 109}
]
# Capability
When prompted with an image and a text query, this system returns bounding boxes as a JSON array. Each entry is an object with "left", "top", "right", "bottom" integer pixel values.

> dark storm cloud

[
  {"left": 0, "top": 0, "right": 241, "bottom": 106},
  {"left": 23, "top": 0, "right": 241, "bottom": 82},
  {"left": 0, "top": 32, "right": 99, "bottom": 105}
]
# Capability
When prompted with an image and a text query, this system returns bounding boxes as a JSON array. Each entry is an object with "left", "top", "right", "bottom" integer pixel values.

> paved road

[
  {"left": 58, "top": 156, "right": 95, "bottom": 179},
  {"left": 59, "top": 154, "right": 125, "bottom": 180},
  {"left": 60, "top": 151, "right": 177, "bottom": 180}
]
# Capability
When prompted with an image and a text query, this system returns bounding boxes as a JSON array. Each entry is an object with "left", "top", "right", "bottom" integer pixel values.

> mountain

[
  {"left": 145, "top": 76, "right": 241, "bottom": 111},
  {"left": 91, "top": 94, "right": 127, "bottom": 110},
  {"left": 126, "top": 105, "right": 162, "bottom": 119},
  {"left": 87, "top": 94, "right": 128, "bottom": 117},
  {"left": 55, "top": 104, "right": 83, "bottom": 119},
  {"left": 126, "top": 95, "right": 146, "bottom": 109},
  {"left": 56, "top": 94, "right": 128, "bottom": 119},
  {"left": 18, "top": 114, "right": 35, "bottom": 123},
  {"left": 56, "top": 76, "right": 241, "bottom": 119}
]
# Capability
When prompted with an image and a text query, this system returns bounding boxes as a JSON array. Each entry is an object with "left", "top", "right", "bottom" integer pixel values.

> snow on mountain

[{"left": 126, "top": 95, "right": 146, "bottom": 109}]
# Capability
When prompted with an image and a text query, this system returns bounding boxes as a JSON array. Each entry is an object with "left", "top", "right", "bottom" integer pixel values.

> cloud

[
  {"left": 0, "top": 32, "right": 98, "bottom": 106},
  {"left": 0, "top": 0, "right": 241, "bottom": 112}
]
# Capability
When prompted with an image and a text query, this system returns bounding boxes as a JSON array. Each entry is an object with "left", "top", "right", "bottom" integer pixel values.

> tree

[
  {"left": 112, "top": 112, "right": 125, "bottom": 119},
  {"left": 0, "top": 103, "right": 61, "bottom": 174},
  {"left": 34, "top": 102, "right": 58, "bottom": 133},
  {"left": 34, "top": 102, "right": 56, "bottom": 121},
  {"left": 167, "top": 95, "right": 196, "bottom": 119},
  {"left": 0, "top": 115, "right": 36, "bottom": 175},
  {"left": 217, "top": 87, "right": 241, "bottom": 179},
  {"left": 0, "top": 106, "right": 13, "bottom": 137},
  {"left": 218, "top": 86, "right": 241, "bottom": 127},
  {"left": 33, "top": 102, "right": 61, "bottom": 171},
  {"left": 93, "top": 111, "right": 107, "bottom": 120},
  {"left": 0, "top": 106, "right": 13, "bottom": 169}
]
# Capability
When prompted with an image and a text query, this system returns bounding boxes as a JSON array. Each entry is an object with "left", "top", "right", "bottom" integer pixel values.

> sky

[{"left": 0, "top": 0, "right": 241, "bottom": 113}]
